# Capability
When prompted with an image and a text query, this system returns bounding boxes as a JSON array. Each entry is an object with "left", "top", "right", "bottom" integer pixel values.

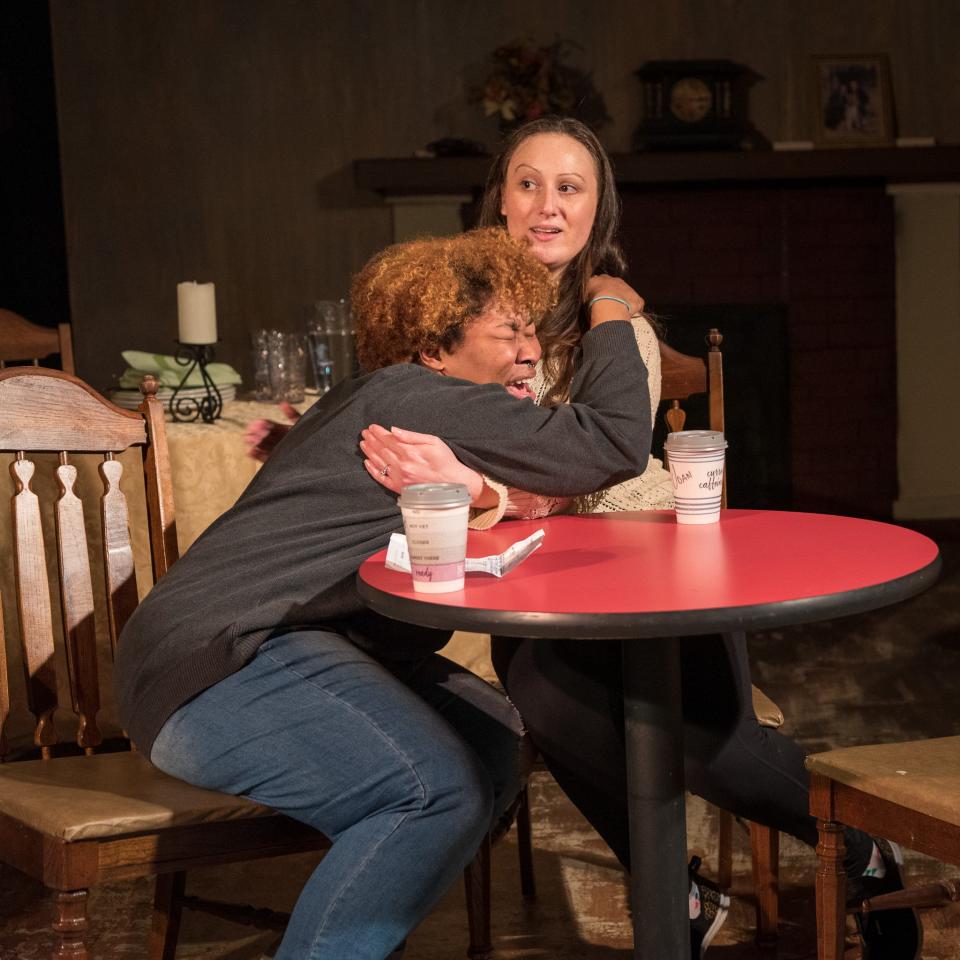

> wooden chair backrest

[
  {"left": 0, "top": 308, "right": 76, "bottom": 375},
  {"left": 0, "top": 368, "right": 177, "bottom": 760},
  {"left": 658, "top": 327, "right": 726, "bottom": 505}
]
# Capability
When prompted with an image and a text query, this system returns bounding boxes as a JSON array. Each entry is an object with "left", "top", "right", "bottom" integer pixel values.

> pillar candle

[{"left": 177, "top": 281, "right": 217, "bottom": 344}]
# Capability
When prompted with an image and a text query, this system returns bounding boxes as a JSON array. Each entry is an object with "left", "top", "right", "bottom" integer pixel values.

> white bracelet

[{"left": 586, "top": 295, "right": 632, "bottom": 315}]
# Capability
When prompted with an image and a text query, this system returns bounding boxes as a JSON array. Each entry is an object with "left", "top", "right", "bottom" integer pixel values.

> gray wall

[{"left": 49, "top": 0, "right": 960, "bottom": 391}]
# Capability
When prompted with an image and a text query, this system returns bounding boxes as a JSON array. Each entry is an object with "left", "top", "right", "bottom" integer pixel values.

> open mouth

[
  {"left": 505, "top": 379, "right": 536, "bottom": 400},
  {"left": 530, "top": 226, "right": 561, "bottom": 239}
]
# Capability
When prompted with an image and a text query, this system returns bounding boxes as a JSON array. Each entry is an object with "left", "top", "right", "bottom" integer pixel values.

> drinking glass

[
  {"left": 261, "top": 330, "right": 306, "bottom": 403},
  {"left": 305, "top": 299, "right": 356, "bottom": 389},
  {"left": 306, "top": 335, "right": 335, "bottom": 394},
  {"left": 251, "top": 329, "right": 272, "bottom": 401},
  {"left": 282, "top": 333, "right": 307, "bottom": 403}
]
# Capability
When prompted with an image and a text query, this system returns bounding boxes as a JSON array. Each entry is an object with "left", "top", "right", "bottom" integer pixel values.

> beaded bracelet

[{"left": 586, "top": 295, "right": 632, "bottom": 315}]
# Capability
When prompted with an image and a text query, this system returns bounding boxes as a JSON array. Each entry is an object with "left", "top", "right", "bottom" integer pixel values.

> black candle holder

[{"left": 169, "top": 342, "right": 223, "bottom": 423}]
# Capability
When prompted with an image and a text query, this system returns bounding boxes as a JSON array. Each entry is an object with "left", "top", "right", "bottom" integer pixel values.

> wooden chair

[
  {"left": 808, "top": 737, "right": 960, "bottom": 960},
  {"left": 0, "top": 308, "right": 76, "bottom": 374},
  {"left": 463, "top": 746, "right": 537, "bottom": 959},
  {"left": 0, "top": 367, "right": 509, "bottom": 960},
  {"left": 660, "top": 328, "right": 783, "bottom": 944}
]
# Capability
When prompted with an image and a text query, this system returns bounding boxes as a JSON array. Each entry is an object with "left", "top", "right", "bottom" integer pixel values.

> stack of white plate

[{"left": 109, "top": 384, "right": 237, "bottom": 410}]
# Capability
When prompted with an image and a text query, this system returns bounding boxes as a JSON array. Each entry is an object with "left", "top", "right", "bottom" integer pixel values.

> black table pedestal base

[{"left": 622, "top": 637, "right": 689, "bottom": 959}]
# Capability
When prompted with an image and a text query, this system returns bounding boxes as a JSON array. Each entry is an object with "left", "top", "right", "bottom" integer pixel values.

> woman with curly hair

[{"left": 114, "top": 227, "right": 652, "bottom": 960}]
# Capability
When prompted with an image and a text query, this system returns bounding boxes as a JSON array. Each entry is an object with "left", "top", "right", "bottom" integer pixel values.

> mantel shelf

[{"left": 354, "top": 145, "right": 960, "bottom": 196}]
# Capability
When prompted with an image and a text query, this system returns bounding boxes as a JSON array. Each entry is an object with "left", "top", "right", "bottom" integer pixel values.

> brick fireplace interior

[
  {"left": 620, "top": 184, "right": 896, "bottom": 518},
  {"left": 647, "top": 303, "right": 790, "bottom": 511}
]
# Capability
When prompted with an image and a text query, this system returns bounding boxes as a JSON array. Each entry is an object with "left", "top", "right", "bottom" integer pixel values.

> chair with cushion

[
  {"left": 0, "top": 366, "right": 513, "bottom": 960},
  {"left": 0, "top": 308, "right": 75, "bottom": 374},
  {"left": 808, "top": 736, "right": 960, "bottom": 960}
]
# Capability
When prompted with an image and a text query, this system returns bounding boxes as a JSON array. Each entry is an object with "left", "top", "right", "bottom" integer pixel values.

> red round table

[{"left": 358, "top": 510, "right": 940, "bottom": 959}]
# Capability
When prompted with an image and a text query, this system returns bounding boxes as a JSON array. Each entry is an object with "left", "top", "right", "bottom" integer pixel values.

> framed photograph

[{"left": 812, "top": 54, "right": 894, "bottom": 147}]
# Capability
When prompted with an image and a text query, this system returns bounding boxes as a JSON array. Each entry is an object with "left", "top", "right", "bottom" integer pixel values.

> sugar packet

[{"left": 386, "top": 528, "right": 544, "bottom": 579}]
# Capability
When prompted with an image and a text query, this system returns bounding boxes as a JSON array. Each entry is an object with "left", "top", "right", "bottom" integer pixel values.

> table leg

[{"left": 622, "top": 637, "right": 688, "bottom": 960}]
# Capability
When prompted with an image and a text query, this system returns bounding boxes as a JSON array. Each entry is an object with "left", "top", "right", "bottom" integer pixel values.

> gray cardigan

[{"left": 114, "top": 321, "right": 651, "bottom": 755}]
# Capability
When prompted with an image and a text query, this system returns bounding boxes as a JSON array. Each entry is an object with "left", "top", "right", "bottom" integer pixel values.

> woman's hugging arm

[
  {"left": 362, "top": 321, "right": 656, "bottom": 518},
  {"left": 384, "top": 321, "right": 651, "bottom": 497}
]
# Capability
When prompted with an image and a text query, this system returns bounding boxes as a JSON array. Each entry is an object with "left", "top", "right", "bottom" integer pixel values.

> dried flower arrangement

[{"left": 472, "top": 37, "right": 610, "bottom": 134}]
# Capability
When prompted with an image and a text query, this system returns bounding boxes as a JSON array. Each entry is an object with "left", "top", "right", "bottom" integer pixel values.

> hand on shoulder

[
  {"left": 585, "top": 275, "right": 645, "bottom": 328},
  {"left": 359, "top": 424, "right": 492, "bottom": 505}
]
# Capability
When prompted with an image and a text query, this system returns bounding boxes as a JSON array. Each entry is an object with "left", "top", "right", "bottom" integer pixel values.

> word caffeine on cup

[
  {"left": 664, "top": 430, "right": 728, "bottom": 525},
  {"left": 398, "top": 482, "right": 471, "bottom": 592}
]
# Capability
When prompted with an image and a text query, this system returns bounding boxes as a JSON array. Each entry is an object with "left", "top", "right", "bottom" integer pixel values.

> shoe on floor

[
  {"left": 689, "top": 856, "right": 730, "bottom": 959},
  {"left": 850, "top": 838, "right": 923, "bottom": 960}
]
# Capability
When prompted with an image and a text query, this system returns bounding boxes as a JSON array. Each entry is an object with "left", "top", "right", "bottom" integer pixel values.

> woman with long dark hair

[{"left": 361, "top": 117, "right": 920, "bottom": 959}]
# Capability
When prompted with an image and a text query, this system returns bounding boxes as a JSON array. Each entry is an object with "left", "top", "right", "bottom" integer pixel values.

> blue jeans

[{"left": 150, "top": 628, "right": 523, "bottom": 960}]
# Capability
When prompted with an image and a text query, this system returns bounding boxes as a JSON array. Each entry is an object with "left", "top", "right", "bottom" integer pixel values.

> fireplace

[
  {"left": 620, "top": 183, "right": 897, "bottom": 518},
  {"left": 355, "top": 148, "right": 959, "bottom": 519}
]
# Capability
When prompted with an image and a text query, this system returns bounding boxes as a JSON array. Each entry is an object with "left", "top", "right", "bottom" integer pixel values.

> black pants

[{"left": 491, "top": 632, "right": 873, "bottom": 874}]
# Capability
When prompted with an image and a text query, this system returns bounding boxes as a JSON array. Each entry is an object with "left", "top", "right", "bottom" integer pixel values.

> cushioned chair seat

[
  {"left": 0, "top": 752, "right": 273, "bottom": 841},
  {"left": 806, "top": 735, "right": 960, "bottom": 829}
]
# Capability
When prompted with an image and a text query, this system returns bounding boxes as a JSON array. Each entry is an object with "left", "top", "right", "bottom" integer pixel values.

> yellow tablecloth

[
  {"left": 137, "top": 399, "right": 286, "bottom": 555},
  {"left": 1, "top": 399, "right": 491, "bottom": 751}
]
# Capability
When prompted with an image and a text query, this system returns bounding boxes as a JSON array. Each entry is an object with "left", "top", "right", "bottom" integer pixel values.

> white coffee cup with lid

[
  {"left": 663, "top": 430, "right": 727, "bottom": 525},
  {"left": 397, "top": 482, "right": 471, "bottom": 592}
]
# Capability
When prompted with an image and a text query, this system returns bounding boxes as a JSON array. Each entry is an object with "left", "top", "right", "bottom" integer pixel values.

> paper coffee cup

[
  {"left": 664, "top": 430, "right": 727, "bottom": 525},
  {"left": 398, "top": 483, "right": 471, "bottom": 592}
]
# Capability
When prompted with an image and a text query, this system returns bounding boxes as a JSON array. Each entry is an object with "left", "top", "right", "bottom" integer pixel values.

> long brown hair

[{"left": 477, "top": 116, "right": 626, "bottom": 402}]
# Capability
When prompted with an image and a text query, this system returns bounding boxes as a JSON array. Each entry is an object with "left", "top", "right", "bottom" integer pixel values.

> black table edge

[{"left": 356, "top": 551, "right": 942, "bottom": 639}]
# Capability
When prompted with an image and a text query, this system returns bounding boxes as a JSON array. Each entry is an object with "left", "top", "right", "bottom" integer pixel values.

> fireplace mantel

[
  {"left": 352, "top": 146, "right": 960, "bottom": 520},
  {"left": 354, "top": 145, "right": 960, "bottom": 196}
]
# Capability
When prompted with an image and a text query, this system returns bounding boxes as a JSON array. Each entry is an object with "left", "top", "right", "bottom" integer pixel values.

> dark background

[
  {"left": 0, "top": 2, "right": 69, "bottom": 329},
  {"left": 2, "top": 1, "right": 958, "bottom": 519}
]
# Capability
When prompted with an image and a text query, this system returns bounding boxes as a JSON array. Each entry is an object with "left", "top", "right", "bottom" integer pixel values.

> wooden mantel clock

[{"left": 633, "top": 59, "right": 768, "bottom": 151}]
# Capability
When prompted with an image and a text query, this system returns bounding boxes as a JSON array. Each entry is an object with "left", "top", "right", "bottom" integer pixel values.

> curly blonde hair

[{"left": 353, "top": 227, "right": 556, "bottom": 372}]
